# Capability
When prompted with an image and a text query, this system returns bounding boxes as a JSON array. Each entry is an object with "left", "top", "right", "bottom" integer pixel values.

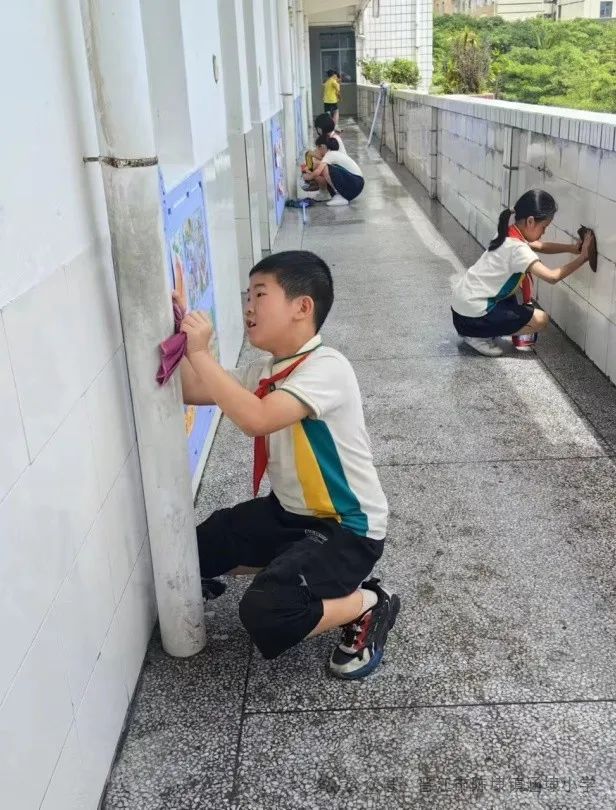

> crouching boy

[{"left": 178, "top": 251, "right": 399, "bottom": 679}]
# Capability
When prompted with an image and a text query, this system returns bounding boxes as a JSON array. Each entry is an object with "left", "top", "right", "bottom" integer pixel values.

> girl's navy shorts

[
  {"left": 452, "top": 296, "right": 535, "bottom": 338},
  {"left": 328, "top": 165, "right": 365, "bottom": 201}
]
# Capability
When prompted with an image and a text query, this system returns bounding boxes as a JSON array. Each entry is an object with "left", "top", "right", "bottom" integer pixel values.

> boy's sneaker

[
  {"left": 302, "top": 181, "right": 320, "bottom": 191},
  {"left": 201, "top": 577, "right": 227, "bottom": 600},
  {"left": 326, "top": 194, "right": 349, "bottom": 207},
  {"left": 329, "top": 578, "right": 400, "bottom": 680},
  {"left": 463, "top": 336, "right": 503, "bottom": 357}
]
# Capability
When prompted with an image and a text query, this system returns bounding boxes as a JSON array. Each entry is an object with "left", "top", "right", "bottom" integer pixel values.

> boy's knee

[
  {"left": 238, "top": 586, "right": 280, "bottom": 658},
  {"left": 238, "top": 582, "right": 320, "bottom": 660}
]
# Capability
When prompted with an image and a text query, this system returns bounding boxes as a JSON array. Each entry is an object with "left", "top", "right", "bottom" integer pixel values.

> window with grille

[
  {"left": 319, "top": 30, "right": 356, "bottom": 83},
  {"left": 600, "top": 1, "right": 612, "bottom": 16}
]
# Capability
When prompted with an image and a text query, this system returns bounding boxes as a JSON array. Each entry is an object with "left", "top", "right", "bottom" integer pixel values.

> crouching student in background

[
  {"left": 314, "top": 113, "right": 346, "bottom": 152},
  {"left": 301, "top": 115, "right": 347, "bottom": 193},
  {"left": 451, "top": 189, "right": 594, "bottom": 356},
  {"left": 302, "top": 136, "right": 364, "bottom": 207}
]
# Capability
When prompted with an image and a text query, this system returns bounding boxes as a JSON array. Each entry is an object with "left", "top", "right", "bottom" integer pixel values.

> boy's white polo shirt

[{"left": 230, "top": 335, "right": 388, "bottom": 540}]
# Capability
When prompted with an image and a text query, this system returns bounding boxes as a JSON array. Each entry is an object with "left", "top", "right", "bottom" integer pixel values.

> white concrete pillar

[
  {"left": 289, "top": 0, "right": 300, "bottom": 100},
  {"left": 295, "top": 0, "right": 309, "bottom": 148},
  {"left": 278, "top": 0, "right": 298, "bottom": 198},
  {"left": 80, "top": 0, "right": 206, "bottom": 658},
  {"left": 304, "top": 12, "right": 313, "bottom": 133}
]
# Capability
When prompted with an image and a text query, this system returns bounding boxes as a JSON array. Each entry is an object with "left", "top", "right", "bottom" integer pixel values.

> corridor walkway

[{"left": 104, "top": 123, "right": 616, "bottom": 809}]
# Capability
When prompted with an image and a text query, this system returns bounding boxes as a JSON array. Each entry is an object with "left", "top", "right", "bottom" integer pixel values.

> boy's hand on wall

[{"left": 181, "top": 311, "right": 214, "bottom": 356}]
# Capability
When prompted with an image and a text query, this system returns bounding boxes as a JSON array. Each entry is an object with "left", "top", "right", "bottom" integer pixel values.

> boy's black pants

[{"left": 196, "top": 494, "right": 383, "bottom": 659}]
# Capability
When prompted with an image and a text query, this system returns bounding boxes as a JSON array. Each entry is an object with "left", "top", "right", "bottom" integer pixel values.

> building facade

[
  {"left": 434, "top": 0, "right": 614, "bottom": 18},
  {"left": 434, "top": 0, "right": 554, "bottom": 18},
  {"left": 556, "top": 0, "right": 614, "bottom": 18},
  {"left": 356, "top": 0, "right": 434, "bottom": 91}
]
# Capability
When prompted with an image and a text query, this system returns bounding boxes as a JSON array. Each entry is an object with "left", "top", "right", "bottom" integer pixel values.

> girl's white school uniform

[{"left": 451, "top": 237, "right": 539, "bottom": 317}]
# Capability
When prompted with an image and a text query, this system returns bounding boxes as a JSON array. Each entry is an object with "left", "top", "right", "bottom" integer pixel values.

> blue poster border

[{"left": 160, "top": 170, "right": 218, "bottom": 481}]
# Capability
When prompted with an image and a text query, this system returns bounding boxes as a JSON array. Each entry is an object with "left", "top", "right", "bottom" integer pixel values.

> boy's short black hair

[
  {"left": 249, "top": 251, "right": 334, "bottom": 331},
  {"left": 326, "top": 69, "right": 336, "bottom": 77},
  {"left": 315, "top": 135, "right": 339, "bottom": 151},
  {"left": 314, "top": 113, "right": 335, "bottom": 134}
]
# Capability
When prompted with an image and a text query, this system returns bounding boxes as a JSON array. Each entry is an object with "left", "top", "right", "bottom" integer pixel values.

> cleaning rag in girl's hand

[
  {"left": 156, "top": 300, "right": 187, "bottom": 385},
  {"left": 577, "top": 226, "right": 598, "bottom": 272}
]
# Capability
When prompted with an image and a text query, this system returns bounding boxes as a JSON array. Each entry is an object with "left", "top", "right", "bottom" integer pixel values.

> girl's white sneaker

[
  {"left": 463, "top": 336, "right": 504, "bottom": 357},
  {"left": 326, "top": 194, "right": 349, "bottom": 207}
]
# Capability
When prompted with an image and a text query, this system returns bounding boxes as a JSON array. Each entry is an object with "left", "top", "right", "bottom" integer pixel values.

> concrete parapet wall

[{"left": 358, "top": 85, "right": 616, "bottom": 382}]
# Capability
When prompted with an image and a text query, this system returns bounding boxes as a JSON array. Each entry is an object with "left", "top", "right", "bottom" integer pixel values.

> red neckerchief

[
  {"left": 252, "top": 351, "right": 312, "bottom": 497},
  {"left": 508, "top": 224, "right": 533, "bottom": 304}
]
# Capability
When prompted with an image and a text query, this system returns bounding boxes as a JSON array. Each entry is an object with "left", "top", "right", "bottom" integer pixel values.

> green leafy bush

[
  {"left": 358, "top": 58, "right": 389, "bottom": 84},
  {"left": 385, "top": 58, "right": 420, "bottom": 87},
  {"left": 359, "top": 57, "right": 420, "bottom": 88}
]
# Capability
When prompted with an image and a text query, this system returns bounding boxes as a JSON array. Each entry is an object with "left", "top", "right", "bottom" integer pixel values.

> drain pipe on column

[
  {"left": 278, "top": 0, "right": 298, "bottom": 198},
  {"left": 80, "top": 0, "right": 206, "bottom": 658}
]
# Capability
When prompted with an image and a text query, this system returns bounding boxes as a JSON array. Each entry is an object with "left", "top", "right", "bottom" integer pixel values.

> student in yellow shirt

[{"left": 322, "top": 69, "right": 341, "bottom": 129}]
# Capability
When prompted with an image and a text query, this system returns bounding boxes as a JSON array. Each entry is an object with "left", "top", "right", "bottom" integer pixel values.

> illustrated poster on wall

[
  {"left": 160, "top": 170, "right": 219, "bottom": 478},
  {"left": 271, "top": 116, "right": 286, "bottom": 225},
  {"left": 295, "top": 95, "right": 304, "bottom": 155}
]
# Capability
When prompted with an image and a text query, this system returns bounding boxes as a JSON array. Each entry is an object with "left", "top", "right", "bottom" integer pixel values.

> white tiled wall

[
  {"left": 358, "top": 85, "right": 616, "bottom": 384},
  {"left": 438, "top": 110, "right": 504, "bottom": 249},
  {"left": 203, "top": 148, "right": 246, "bottom": 370},
  {"left": 229, "top": 132, "right": 256, "bottom": 287},
  {"left": 2, "top": 0, "right": 290, "bottom": 807},
  {"left": 0, "top": 246, "right": 156, "bottom": 810},
  {"left": 404, "top": 100, "right": 433, "bottom": 190},
  {"left": 0, "top": 5, "right": 157, "bottom": 809},
  {"left": 520, "top": 137, "right": 616, "bottom": 376}
]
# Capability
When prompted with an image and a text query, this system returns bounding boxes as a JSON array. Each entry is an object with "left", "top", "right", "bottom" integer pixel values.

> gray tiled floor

[{"left": 103, "top": 122, "right": 616, "bottom": 809}]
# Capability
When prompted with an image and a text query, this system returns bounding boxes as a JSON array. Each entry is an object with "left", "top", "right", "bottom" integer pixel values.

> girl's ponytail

[
  {"left": 488, "top": 190, "right": 558, "bottom": 252},
  {"left": 488, "top": 208, "right": 512, "bottom": 252}
]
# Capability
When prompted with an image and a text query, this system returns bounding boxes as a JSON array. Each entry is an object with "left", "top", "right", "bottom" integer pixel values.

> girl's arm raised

[
  {"left": 529, "top": 233, "right": 592, "bottom": 285},
  {"left": 529, "top": 240, "right": 580, "bottom": 255}
]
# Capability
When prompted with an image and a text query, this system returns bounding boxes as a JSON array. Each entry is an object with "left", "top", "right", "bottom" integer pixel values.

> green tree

[
  {"left": 433, "top": 15, "right": 616, "bottom": 113},
  {"left": 442, "top": 28, "right": 491, "bottom": 94}
]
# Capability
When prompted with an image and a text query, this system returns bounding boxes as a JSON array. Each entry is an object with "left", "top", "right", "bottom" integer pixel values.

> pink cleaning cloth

[{"left": 156, "top": 300, "right": 187, "bottom": 385}]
